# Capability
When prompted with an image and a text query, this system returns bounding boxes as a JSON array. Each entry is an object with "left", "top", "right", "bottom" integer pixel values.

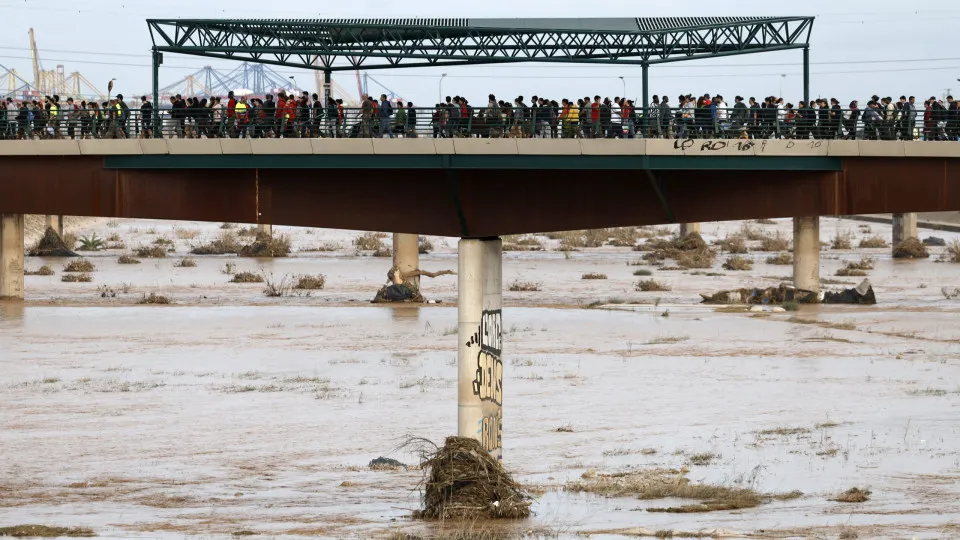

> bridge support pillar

[
  {"left": 1, "top": 214, "right": 25, "bottom": 300},
  {"left": 793, "top": 216, "right": 820, "bottom": 293},
  {"left": 458, "top": 237, "right": 503, "bottom": 461},
  {"left": 392, "top": 233, "right": 420, "bottom": 288},
  {"left": 892, "top": 213, "right": 918, "bottom": 247},
  {"left": 44, "top": 215, "right": 64, "bottom": 237},
  {"left": 256, "top": 223, "right": 272, "bottom": 237},
  {"left": 679, "top": 223, "right": 701, "bottom": 237}
]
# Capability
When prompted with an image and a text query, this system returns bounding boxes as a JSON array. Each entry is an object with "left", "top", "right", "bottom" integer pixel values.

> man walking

[{"left": 378, "top": 94, "right": 394, "bottom": 138}]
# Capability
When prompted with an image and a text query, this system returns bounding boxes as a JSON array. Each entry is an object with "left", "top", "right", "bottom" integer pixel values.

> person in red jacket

[
  {"left": 275, "top": 92, "right": 287, "bottom": 137},
  {"left": 590, "top": 95, "right": 601, "bottom": 138},
  {"left": 226, "top": 91, "right": 237, "bottom": 136},
  {"left": 282, "top": 97, "right": 297, "bottom": 137}
]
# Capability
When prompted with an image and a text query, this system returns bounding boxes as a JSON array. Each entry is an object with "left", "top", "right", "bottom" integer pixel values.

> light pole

[
  {"left": 618, "top": 76, "right": 626, "bottom": 99},
  {"left": 780, "top": 74, "right": 786, "bottom": 99},
  {"left": 289, "top": 76, "right": 298, "bottom": 92},
  {"left": 438, "top": 73, "right": 447, "bottom": 104}
]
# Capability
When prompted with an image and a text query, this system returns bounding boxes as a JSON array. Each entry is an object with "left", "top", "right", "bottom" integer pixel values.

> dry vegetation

[
  {"left": 638, "top": 233, "right": 716, "bottom": 269},
  {"left": 717, "top": 235, "right": 748, "bottom": 254},
  {"left": 722, "top": 255, "right": 753, "bottom": 271},
  {"left": 766, "top": 252, "right": 793, "bottom": 265},
  {"left": 61, "top": 273, "right": 92, "bottom": 283},
  {"left": 581, "top": 272, "right": 608, "bottom": 280},
  {"left": 135, "top": 245, "right": 168, "bottom": 258},
  {"left": 940, "top": 239, "right": 960, "bottom": 263},
  {"left": 173, "top": 227, "right": 200, "bottom": 240},
  {"left": 836, "top": 257, "right": 875, "bottom": 276},
  {"left": 263, "top": 273, "right": 295, "bottom": 297},
  {"left": 858, "top": 235, "right": 888, "bottom": 248},
  {"left": 190, "top": 231, "right": 241, "bottom": 255},
  {"left": 173, "top": 257, "right": 197, "bottom": 268},
  {"left": 239, "top": 235, "right": 292, "bottom": 257},
  {"left": 0, "top": 525, "right": 95, "bottom": 537},
  {"left": 637, "top": 279, "right": 670, "bottom": 292},
  {"left": 509, "top": 281, "right": 542, "bottom": 292},
  {"left": 758, "top": 231, "right": 790, "bottom": 252},
  {"left": 502, "top": 235, "right": 544, "bottom": 251},
  {"left": 354, "top": 232, "right": 386, "bottom": 251},
  {"left": 63, "top": 259, "right": 95, "bottom": 273},
  {"left": 230, "top": 272, "right": 264, "bottom": 283},
  {"left": 568, "top": 468, "right": 800, "bottom": 513},
  {"left": 138, "top": 293, "right": 171, "bottom": 304},
  {"left": 293, "top": 274, "right": 326, "bottom": 290},
  {"left": 893, "top": 237, "right": 929, "bottom": 259},
  {"left": 832, "top": 487, "right": 871, "bottom": 503},
  {"left": 117, "top": 254, "right": 141, "bottom": 264},
  {"left": 24, "top": 265, "right": 55, "bottom": 276},
  {"left": 831, "top": 231, "right": 854, "bottom": 250},
  {"left": 633, "top": 269, "right": 653, "bottom": 276},
  {"left": 419, "top": 238, "right": 435, "bottom": 254}
]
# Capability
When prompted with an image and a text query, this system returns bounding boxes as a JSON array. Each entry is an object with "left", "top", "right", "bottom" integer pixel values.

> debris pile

[
  {"left": 892, "top": 238, "right": 929, "bottom": 259},
  {"left": 640, "top": 233, "right": 716, "bottom": 269},
  {"left": 238, "top": 233, "right": 291, "bottom": 257},
  {"left": 28, "top": 227, "right": 77, "bottom": 257},
  {"left": 415, "top": 436, "right": 531, "bottom": 520},
  {"left": 701, "top": 279, "right": 876, "bottom": 305},
  {"left": 371, "top": 266, "right": 454, "bottom": 303}
]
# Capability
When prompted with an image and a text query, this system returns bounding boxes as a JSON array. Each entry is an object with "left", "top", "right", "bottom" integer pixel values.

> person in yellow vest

[
  {"left": 563, "top": 98, "right": 579, "bottom": 138},
  {"left": 48, "top": 96, "right": 59, "bottom": 139},
  {"left": 235, "top": 96, "right": 249, "bottom": 138}
]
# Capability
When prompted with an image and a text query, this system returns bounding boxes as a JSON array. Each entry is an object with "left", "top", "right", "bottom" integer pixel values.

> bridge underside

[{"left": 1, "top": 156, "right": 958, "bottom": 237}]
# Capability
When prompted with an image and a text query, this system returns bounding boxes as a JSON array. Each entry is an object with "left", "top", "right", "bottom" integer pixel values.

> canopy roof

[{"left": 147, "top": 16, "right": 815, "bottom": 71}]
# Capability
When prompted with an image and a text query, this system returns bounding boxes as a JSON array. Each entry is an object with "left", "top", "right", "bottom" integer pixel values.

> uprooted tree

[
  {"left": 372, "top": 265, "right": 456, "bottom": 303},
  {"left": 28, "top": 227, "right": 77, "bottom": 257}
]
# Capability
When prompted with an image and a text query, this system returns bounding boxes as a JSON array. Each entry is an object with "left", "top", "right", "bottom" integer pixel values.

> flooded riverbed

[{"left": 2, "top": 218, "right": 960, "bottom": 539}]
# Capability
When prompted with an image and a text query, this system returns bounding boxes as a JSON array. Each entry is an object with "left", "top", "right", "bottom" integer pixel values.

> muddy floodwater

[{"left": 2, "top": 217, "right": 960, "bottom": 539}]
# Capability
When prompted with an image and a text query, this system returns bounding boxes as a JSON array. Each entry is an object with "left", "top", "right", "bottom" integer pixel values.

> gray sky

[{"left": 2, "top": 0, "right": 958, "bottom": 105}]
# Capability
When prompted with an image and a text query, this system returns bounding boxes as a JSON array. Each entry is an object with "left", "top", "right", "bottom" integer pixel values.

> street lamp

[
  {"left": 618, "top": 76, "right": 626, "bottom": 98},
  {"left": 289, "top": 76, "right": 298, "bottom": 92},
  {"left": 780, "top": 74, "right": 786, "bottom": 99},
  {"left": 438, "top": 73, "right": 448, "bottom": 103}
]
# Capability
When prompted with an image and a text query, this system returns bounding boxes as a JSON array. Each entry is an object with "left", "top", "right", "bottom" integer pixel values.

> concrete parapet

[
  {"left": 825, "top": 140, "right": 860, "bottom": 157},
  {"left": 220, "top": 139, "right": 253, "bottom": 155},
  {"left": 516, "top": 138, "right": 582, "bottom": 155},
  {"left": 0, "top": 140, "right": 81, "bottom": 156},
  {"left": 578, "top": 139, "right": 646, "bottom": 155},
  {"left": 310, "top": 138, "right": 374, "bottom": 154},
  {"left": 903, "top": 141, "right": 960, "bottom": 158},
  {"left": 251, "top": 138, "right": 312, "bottom": 154},
  {"left": 433, "top": 138, "right": 455, "bottom": 155},
  {"left": 139, "top": 139, "right": 169, "bottom": 155},
  {"left": 79, "top": 139, "right": 142, "bottom": 155},
  {"left": 167, "top": 138, "right": 222, "bottom": 155},
  {"left": 372, "top": 138, "right": 437, "bottom": 155},
  {"left": 453, "top": 138, "right": 519, "bottom": 155},
  {"left": 858, "top": 140, "right": 905, "bottom": 158},
  {"left": 755, "top": 139, "right": 829, "bottom": 156}
]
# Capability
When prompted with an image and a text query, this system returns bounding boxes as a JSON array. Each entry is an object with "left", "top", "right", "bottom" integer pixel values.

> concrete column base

[
  {"left": 256, "top": 223, "right": 272, "bottom": 237},
  {"left": 793, "top": 216, "right": 820, "bottom": 293},
  {"left": 680, "top": 222, "right": 702, "bottom": 236},
  {"left": 892, "top": 213, "right": 918, "bottom": 246},
  {"left": 392, "top": 233, "right": 420, "bottom": 288},
  {"left": 45, "top": 215, "right": 64, "bottom": 237},
  {"left": 457, "top": 238, "right": 503, "bottom": 461},
  {"left": 1, "top": 214, "right": 26, "bottom": 300}
]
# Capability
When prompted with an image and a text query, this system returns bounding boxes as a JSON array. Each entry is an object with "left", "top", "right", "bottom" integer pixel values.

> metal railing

[{"left": 1, "top": 106, "right": 957, "bottom": 141}]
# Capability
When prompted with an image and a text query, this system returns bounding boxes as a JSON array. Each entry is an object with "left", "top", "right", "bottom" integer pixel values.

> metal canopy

[{"left": 147, "top": 16, "right": 815, "bottom": 71}]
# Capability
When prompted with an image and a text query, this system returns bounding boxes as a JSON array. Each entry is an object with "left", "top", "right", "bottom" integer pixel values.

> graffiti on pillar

[
  {"left": 467, "top": 309, "right": 503, "bottom": 456},
  {"left": 467, "top": 309, "right": 502, "bottom": 405}
]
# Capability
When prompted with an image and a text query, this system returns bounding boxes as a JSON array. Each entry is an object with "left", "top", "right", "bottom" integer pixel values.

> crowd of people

[{"left": 2, "top": 90, "right": 959, "bottom": 141}]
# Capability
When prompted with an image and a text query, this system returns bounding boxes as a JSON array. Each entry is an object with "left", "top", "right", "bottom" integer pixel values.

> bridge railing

[{"left": 0, "top": 107, "right": 956, "bottom": 142}]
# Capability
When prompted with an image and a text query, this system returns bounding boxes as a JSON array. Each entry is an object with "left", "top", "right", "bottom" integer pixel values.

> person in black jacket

[{"left": 406, "top": 101, "right": 418, "bottom": 138}]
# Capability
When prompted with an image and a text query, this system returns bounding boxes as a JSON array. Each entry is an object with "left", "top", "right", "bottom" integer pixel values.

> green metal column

[
  {"left": 152, "top": 49, "right": 161, "bottom": 136},
  {"left": 641, "top": 63, "right": 649, "bottom": 138},
  {"left": 323, "top": 69, "right": 331, "bottom": 102},
  {"left": 802, "top": 47, "right": 810, "bottom": 105}
]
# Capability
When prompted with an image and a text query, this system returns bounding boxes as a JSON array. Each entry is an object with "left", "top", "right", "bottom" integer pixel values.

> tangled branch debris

[
  {"left": 28, "top": 227, "right": 77, "bottom": 257},
  {"left": 640, "top": 233, "right": 716, "bottom": 269},
  {"left": 414, "top": 436, "right": 531, "bottom": 521}
]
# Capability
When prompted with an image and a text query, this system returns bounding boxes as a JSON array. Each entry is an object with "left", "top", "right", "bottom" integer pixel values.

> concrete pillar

[
  {"left": 679, "top": 222, "right": 701, "bottom": 236},
  {"left": 793, "top": 216, "right": 820, "bottom": 293},
  {"left": 457, "top": 238, "right": 503, "bottom": 461},
  {"left": 892, "top": 213, "right": 918, "bottom": 246},
  {"left": 392, "top": 233, "right": 420, "bottom": 288},
  {"left": 44, "top": 215, "right": 64, "bottom": 237},
  {"left": 1, "top": 214, "right": 26, "bottom": 300},
  {"left": 256, "top": 223, "right": 272, "bottom": 237}
]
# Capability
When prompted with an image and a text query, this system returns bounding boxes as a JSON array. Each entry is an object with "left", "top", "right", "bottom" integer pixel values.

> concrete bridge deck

[{"left": 1, "top": 139, "right": 958, "bottom": 237}]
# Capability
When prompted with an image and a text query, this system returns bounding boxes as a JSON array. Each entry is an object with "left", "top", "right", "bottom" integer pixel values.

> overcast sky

[{"left": 2, "top": 0, "right": 958, "bottom": 105}]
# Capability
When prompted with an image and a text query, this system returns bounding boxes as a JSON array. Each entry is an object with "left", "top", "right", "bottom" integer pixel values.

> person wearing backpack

[{"left": 378, "top": 94, "right": 394, "bottom": 138}]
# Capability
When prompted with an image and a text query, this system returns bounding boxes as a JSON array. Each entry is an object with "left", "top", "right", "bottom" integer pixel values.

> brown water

[{"left": 2, "top": 217, "right": 960, "bottom": 539}]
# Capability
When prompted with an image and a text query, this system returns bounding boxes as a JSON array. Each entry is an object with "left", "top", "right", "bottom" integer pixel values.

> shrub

[
  {"left": 717, "top": 235, "right": 748, "bottom": 254},
  {"left": 766, "top": 252, "right": 793, "bottom": 265},
  {"left": 62, "top": 273, "right": 92, "bottom": 283},
  {"left": 940, "top": 239, "right": 960, "bottom": 263},
  {"left": 77, "top": 233, "right": 106, "bottom": 251},
  {"left": 581, "top": 273, "right": 608, "bottom": 280},
  {"left": 637, "top": 279, "right": 670, "bottom": 292},
  {"left": 135, "top": 245, "right": 168, "bottom": 258},
  {"left": 190, "top": 231, "right": 241, "bottom": 255},
  {"left": 758, "top": 232, "right": 790, "bottom": 252},
  {"left": 508, "top": 281, "right": 541, "bottom": 292},
  {"left": 722, "top": 255, "right": 754, "bottom": 271},
  {"left": 372, "top": 247, "right": 393, "bottom": 258},
  {"left": 230, "top": 272, "right": 264, "bottom": 283},
  {"left": 238, "top": 235, "right": 291, "bottom": 257},
  {"left": 831, "top": 231, "right": 854, "bottom": 250},
  {"left": 173, "top": 227, "right": 200, "bottom": 240},
  {"left": 892, "top": 238, "right": 929, "bottom": 259},
  {"left": 64, "top": 259, "right": 95, "bottom": 273},
  {"left": 739, "top": 223, "right": 768, "bottom": 241},
  {"left": 117, "top": 254, "right": 141, "bottom": 264},
  {"left": 293, "top": 274, "right": 326, "bottom": 290},
  {"left": 220, "top": 222, "right": 237, "bottom": 229},
  {"left": 633, "top": 269, "right": 653, "bottom": 276},
  {"left": 62, "top": 233, "right": 77, "bottom": 250},
  {"left": 419, "top": 239, "right": 435, "bottom": 254},
  {"left": 858, "top": 235, "right": 888, "bottom": 249},
  {"left": 25, "top": 265, "right": 55, "bottom": 276},
  {"left": 173, "top": 257, "right": 197, "bottom": 268},
  {"left": 836, "top": 267, "right": 867, "bottom": 276},
  {"left": 236, "top": 226, "right": 258, "bottom": 237},
  {"left": 138, "top": 293, "right": 171, "bottom": 304},
  {"left": 106, "top": 232, "right": 122, "bottom": 242},
  {"left": 847, "top": 257, "right": 875, "bottom": 271},
  {"left": 152, "top": 237, "right": 174, "bottom": 246},
  {"left": 354, "top": 232, "right": 385, "bottom": 251},
  {"left": 263, "top": 273, "right": 294, "bottom": 297}
]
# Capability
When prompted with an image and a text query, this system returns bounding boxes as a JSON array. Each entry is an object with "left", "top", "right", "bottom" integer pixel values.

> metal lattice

[{"left": 147, "top": 17, "right": 814, "bottom": 72}]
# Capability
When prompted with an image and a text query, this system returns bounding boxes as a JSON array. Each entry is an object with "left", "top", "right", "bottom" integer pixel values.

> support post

[
  {"left": 458, "top": 238, "right": 503, "bottom": 461},
  {"left": 793, "top": 216, "right": 820, "bottom": 293},
  {"left": 802, "top": 47, "right": 810, "bottom": 106},
  {"left": 392, "top": 233, "right": 420, "bottom": 288},
  {"left": 256, "top": 223, "right": 272, "bottom": 237},
  {"left": 323, "top": 69, "right": 332, "bottom": 103},
  {"left": 679, "top": 223, "right": 701, "bottom": 237},
  {"left": 641, "top": 63, "right": 649, "bottom": 138},
  {"left": 891, "top": 213, "right": 918, "bottom": 247},
  {"left": 152, "top": 49, "right": 162, "bottom": 136},
  {"left": 1, "top": 214, "right": 25, "bottom": 300},
  {"left": 44, "top": 215, "right": 63, "bottom": 237}
]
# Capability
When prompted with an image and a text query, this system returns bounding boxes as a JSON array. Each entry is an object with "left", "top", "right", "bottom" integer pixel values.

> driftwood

[{"left": 387, "top": 265, "right": 456, "bottom": 285}]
